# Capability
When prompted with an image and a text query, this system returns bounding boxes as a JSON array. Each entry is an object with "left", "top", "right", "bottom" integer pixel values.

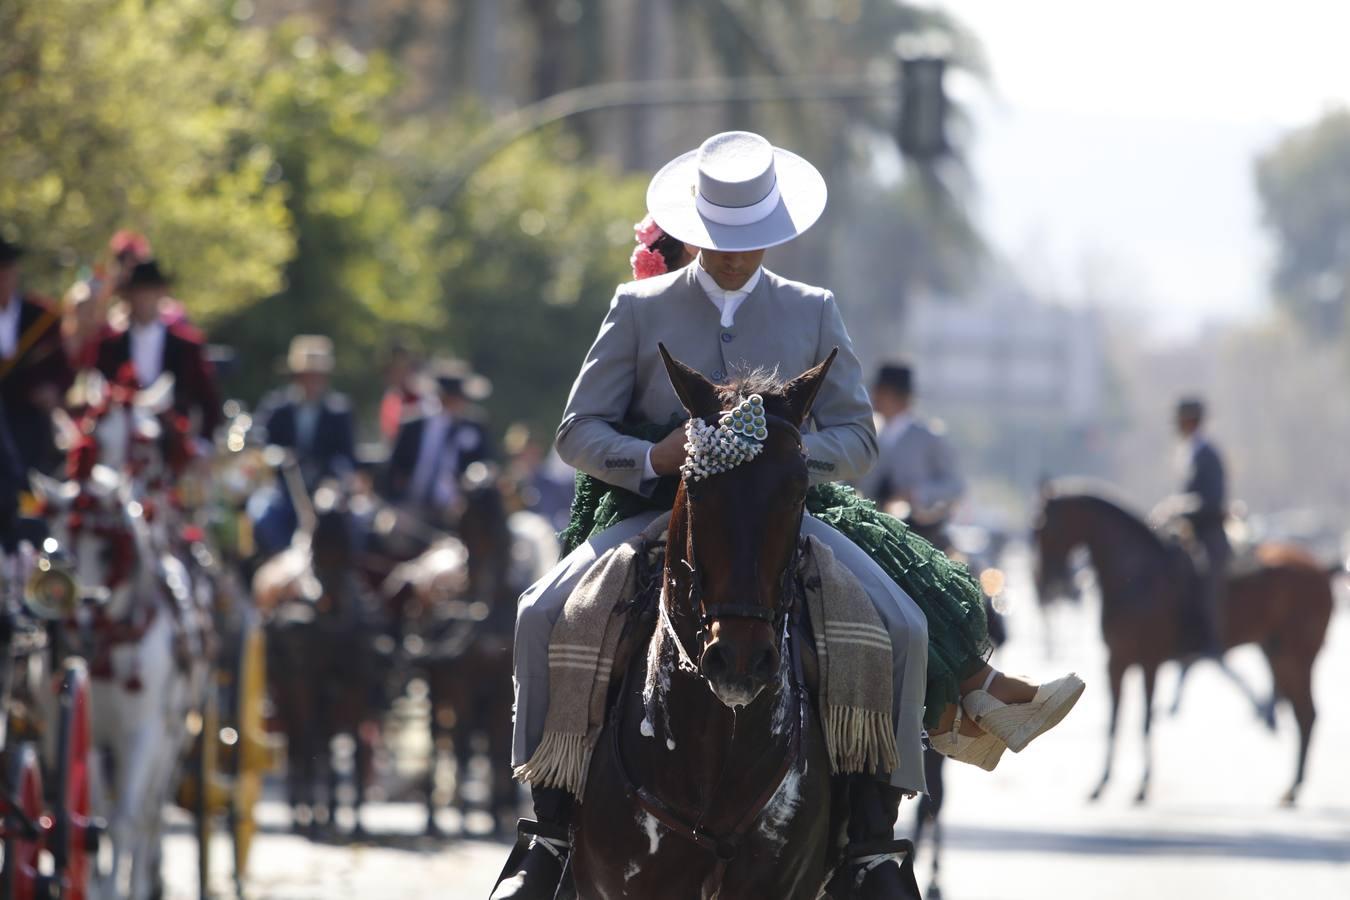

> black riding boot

[
  {"left": 829, "top": 777, "right": 921, "bottom": 899},
  {"left": 490, "top": 787, "right": 572, "bottom": 900}
]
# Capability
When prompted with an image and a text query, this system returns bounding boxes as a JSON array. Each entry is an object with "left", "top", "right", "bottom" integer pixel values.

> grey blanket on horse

[{"left": 516, "top": 517, "right": 897, "bottom": 796}]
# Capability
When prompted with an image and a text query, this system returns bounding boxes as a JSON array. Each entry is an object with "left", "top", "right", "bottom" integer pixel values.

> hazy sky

[{"left": 933, "top": 0, "right": 1350, "bottom": 339}]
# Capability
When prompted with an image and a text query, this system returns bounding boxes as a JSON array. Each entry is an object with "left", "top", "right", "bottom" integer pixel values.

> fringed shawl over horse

[{"left": 572, "top": 347, "right": 843, "bottom": 900}]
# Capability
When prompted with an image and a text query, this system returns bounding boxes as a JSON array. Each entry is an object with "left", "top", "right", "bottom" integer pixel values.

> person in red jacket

[
  {"left": 0, "top": 235, "right": 74, "bottom": 475},
  {"left": 94, "top": 260, "right": 222, "bottom": 440}
]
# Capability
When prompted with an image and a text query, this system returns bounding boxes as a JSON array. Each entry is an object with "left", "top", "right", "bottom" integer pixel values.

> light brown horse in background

[{"left": 1034, "top": 485, "right": 1339, "bottom": 806}]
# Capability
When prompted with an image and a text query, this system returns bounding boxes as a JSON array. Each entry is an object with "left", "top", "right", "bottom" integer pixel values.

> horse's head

[
  {"left": 1033, "top": 488, "right": 1083, "bottom": 603},
  {"left": 660, "top": 344, "right": 836, "bottom": 709},
  {"left": 31, "top": 466, "right": 146, "bottom": 619}
]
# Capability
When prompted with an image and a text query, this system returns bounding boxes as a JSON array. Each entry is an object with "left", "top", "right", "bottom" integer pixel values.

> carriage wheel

[
  {"left": 195, "top": 682, "right": 220, "bottom": 900},
  {"left": 229, "top": 625, "right": 268, "bottom": 891},
  {"left": 53, "top": 660, "right": 93, "bottom": 900},
  {"left": 1, "top": 742, "right": 47, "bottom": 900}
]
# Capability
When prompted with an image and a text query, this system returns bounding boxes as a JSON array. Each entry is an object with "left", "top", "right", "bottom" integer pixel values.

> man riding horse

[
  {"left": 497, "top": 132, "right": 1083, "bottom": 899},
  {"left": 1172, "top": 396, "right": 1230, "bottom": 657}
]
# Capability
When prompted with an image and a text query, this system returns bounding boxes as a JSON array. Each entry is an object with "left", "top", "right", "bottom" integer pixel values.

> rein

[{"left": 613, "top": 408, "right": 810, "bottom": 893}]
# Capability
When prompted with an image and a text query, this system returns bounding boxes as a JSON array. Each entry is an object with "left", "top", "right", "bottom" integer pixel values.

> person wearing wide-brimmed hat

[
  {"left": 498, "top": 132, "right": 923, "bottom": 899},
  {"left": 0, "top": 233, "right": 74, "bottom": 475},
  {"left": 379, "top": 358, "right": 493, "bottom": 522},
  {"left": 94, "top": 260, "right": 222, "bottom": 439},
  {"left": 497, "top": 132, "right": 1083, "bottom": 899},
  {"left": 249, "top": 335, "right": 357, "bottom": 556}
]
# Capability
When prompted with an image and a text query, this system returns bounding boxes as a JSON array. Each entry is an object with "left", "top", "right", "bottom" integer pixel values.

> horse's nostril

[
  {"left": 701, "top": 643, "right": 732, "bottom": 681},
  {"left": 749, "top": 645, "right": 778, "bottom": 683}
]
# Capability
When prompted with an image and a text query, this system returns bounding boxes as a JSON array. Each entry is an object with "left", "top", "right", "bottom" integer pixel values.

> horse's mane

[
  {"left": 1044, "top": 478, "right": 1170, "bottom": 556},
  {"left": 719, "top": 366, "right": 785, "bottom": 405}
]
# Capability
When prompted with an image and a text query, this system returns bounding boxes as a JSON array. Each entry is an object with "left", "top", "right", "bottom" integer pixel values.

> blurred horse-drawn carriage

[{"left": 1, "top": 373, "right": 272, "bottom": 900}]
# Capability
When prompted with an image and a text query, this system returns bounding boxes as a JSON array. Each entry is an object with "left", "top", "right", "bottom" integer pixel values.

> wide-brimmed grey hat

[{"left": 646, "top": 131, "right": 828, "bottom": 252}]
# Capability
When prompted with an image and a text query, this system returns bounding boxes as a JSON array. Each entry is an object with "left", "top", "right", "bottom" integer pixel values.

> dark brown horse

[
  {"left": 1034, "top": 485, "right": 1337, "bottom": 805},
  {"left": 257, "top": 485, "right": 380, "bottom": 836},
  {"left": 423, "top": 467, "right": 521, "bottom": 835},
  {"left": 573, "top": 349, "right": 843, "bottom": 900}
]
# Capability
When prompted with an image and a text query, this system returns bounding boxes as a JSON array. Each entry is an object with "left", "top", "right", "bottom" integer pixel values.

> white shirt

[
  {"left": 0, "top": 294, "right": 20, "bottom": 358},
  {"left": 128, "top": 320, "right": 167, "bottom": 387},
  {"left": 693, "top": 258, "right": 763, "bottom": 328},
  {"left": 641, "top": 260, "right": 765, "bottom": 483},
  {"left": 879, "top": 412, "right": 915, "bottom": 448},
  {"left": 410, "top": 413, "right": 456, "bottom": 507}
]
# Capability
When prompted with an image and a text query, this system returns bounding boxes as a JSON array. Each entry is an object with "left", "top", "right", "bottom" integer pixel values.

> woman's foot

[
  {"left": 963, "top": 672, "right": 1085, "bottom": 753},
  {"left": 929, "top": 669, "right": 1008, "bottom": 771}
]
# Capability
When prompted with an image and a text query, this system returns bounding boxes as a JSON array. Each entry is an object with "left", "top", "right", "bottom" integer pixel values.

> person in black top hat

[
  {"left": 380, "top": 359, "right": 493, "bottom": 523},
  {"left": 94, "top": 260, "right": 222, "bottom": 439},
  {"left": 1173, "top": 396, "right": 1230, "bottom": 656},
  {"left": 0, "top": 234, "right": 75, "bottom": 475}
]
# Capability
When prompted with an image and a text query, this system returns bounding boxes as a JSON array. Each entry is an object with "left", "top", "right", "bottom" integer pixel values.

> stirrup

[
  {"left": 491, "top": 818, "right": 571, "bottom": 892},
  {"left": 829, "top": 838, "right": 921, "bottom": 898}
]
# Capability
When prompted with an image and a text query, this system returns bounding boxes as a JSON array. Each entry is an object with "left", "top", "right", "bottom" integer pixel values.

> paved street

[{"left": 163, "top": 546, "right": 1350, "bottom": 899}]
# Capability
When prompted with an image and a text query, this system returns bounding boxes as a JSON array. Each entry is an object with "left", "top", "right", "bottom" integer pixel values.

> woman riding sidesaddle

[{"left": 495, "top": 131, "right": 1084, "bottom": 899}]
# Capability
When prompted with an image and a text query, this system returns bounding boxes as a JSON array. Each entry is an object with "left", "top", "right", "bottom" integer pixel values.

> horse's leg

[
  {"left": 1136, "top": 665, "right": 1157, "bottom": 805},
  {"left": 1089, "top": 654, "right": 1126, "bottom": 802},
  {"left": 425, "top": 668, "right": 446, "bottom": 836},
  {"left": 1266, "top": 649, "right": 1315, "bottom": 806},
  {"left": 1168, "top": 658, "right": 1191, "bottom": 716},
  {"left": 352, "top": 720, "right": 371, "bottom": 839}
]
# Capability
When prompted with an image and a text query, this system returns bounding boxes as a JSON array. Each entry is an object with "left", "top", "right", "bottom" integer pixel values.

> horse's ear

[
  {"left": 659, "top": 343, "right": 719, "bottom": 418},
  {"left": 783, "top": 348, "right": 838, "bottom": 425}
]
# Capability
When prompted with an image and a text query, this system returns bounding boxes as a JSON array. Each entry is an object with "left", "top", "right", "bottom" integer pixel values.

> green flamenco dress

[{"left": 559, "top": 436, "right": 992, "bottom": 730}]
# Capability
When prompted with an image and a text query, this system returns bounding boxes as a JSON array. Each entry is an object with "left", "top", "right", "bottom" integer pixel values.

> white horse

[{"left": 33, "top": 465, "right": 208, "bottom": 900}]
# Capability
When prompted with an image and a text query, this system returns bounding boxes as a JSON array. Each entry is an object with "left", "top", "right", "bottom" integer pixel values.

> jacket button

[{"left": 721, "top": 332, "right": 734, "bottom": 343}]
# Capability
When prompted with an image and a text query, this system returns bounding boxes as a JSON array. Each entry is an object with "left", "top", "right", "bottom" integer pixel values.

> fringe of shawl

[{"left": 825, "top": 706, "right": 900, "bottom": 776}]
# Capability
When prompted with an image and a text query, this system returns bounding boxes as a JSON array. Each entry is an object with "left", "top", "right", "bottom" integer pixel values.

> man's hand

[{"left": 649, "top": 422, "right": 689, "bottom": 477}]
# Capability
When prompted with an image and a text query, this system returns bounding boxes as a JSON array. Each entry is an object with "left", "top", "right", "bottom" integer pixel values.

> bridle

[{"left": 662, "top": 411, "right": 807, "bottom": 667}]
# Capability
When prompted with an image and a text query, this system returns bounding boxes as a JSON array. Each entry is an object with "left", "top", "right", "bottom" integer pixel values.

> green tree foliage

[
  {"left": 1255, "top": 107, "right": 1350, "bottom": 340},
  {"left": 210, "top": 24, "right": 444, "bottom": 407},
  {"left": 0, "top": 0, "right": 294, "bottom": 313},
  {"left": 399, "top": 127, "right": 647, "bottom": 441}
]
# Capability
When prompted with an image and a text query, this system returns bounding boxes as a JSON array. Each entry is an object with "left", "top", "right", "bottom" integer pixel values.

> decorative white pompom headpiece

[{"left": 680, "top": 394, "right": 769, "bottom": 483}]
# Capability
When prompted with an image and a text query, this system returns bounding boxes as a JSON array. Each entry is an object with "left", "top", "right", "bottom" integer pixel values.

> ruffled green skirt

[{"left": 559, "top": 465, "right": 991, "bottom": 729}]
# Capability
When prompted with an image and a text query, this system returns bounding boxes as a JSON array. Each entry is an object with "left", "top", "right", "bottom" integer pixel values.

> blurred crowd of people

[{"left": 0, "top": 227, "right": 576, "bottom": 554}]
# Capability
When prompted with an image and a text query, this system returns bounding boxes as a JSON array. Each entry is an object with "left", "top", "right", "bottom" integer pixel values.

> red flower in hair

[{"left": 630, "top": 245, "right": 668, "bottom": 280}]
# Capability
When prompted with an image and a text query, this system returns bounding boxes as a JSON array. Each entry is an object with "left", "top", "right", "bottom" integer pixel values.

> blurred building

[{"left": 883, "top": 278, "right": 1113, "bottom": 514}]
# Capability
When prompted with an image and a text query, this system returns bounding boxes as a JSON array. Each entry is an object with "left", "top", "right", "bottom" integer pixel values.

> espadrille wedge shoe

[{"left": 962, "top": 673, "right": 1085, "bottom": 753}]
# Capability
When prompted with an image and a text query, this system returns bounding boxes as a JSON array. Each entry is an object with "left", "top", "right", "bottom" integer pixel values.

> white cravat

[
  {"left": 640, "top": 261, "right": 765, "bottom": 483},
  {"left": 128, "top": 320, "right": 166, "bottom": 386},
  {"left": 0, "top": 294, "right": 20, "bottom": 358},
  {"left": 694, "top": 259, "right": 762, "bottom": 328}
]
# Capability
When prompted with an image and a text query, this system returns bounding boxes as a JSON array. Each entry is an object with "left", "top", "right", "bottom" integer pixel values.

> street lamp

[{"left": 897, "top": 52, "right": 949, "bottom": 161}]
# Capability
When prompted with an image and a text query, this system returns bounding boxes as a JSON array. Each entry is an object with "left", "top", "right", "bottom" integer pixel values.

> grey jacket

[
  {"left": 856, "top": 417, "right": 965, "bottom": 525},
  {"left": 556, "top": 265, "right": 877, "bottom": 494}
]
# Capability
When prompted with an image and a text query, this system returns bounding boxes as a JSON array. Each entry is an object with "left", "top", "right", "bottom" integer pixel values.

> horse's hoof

[
  {"left": 927, "top": 882, "right": 944, "bottom": 900},
  {"left": 1280, "top": 788, "right": 1297, "bottom": 808},
  {"left": 1260, "top": 705, "right": 1278, "bottom": 733},
  {"left": 1133, "top": 788, "right": 1148, "bottom": 806},
  {"left": 1087, "top": 786, "right": 1104, "bottom": 803}
]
